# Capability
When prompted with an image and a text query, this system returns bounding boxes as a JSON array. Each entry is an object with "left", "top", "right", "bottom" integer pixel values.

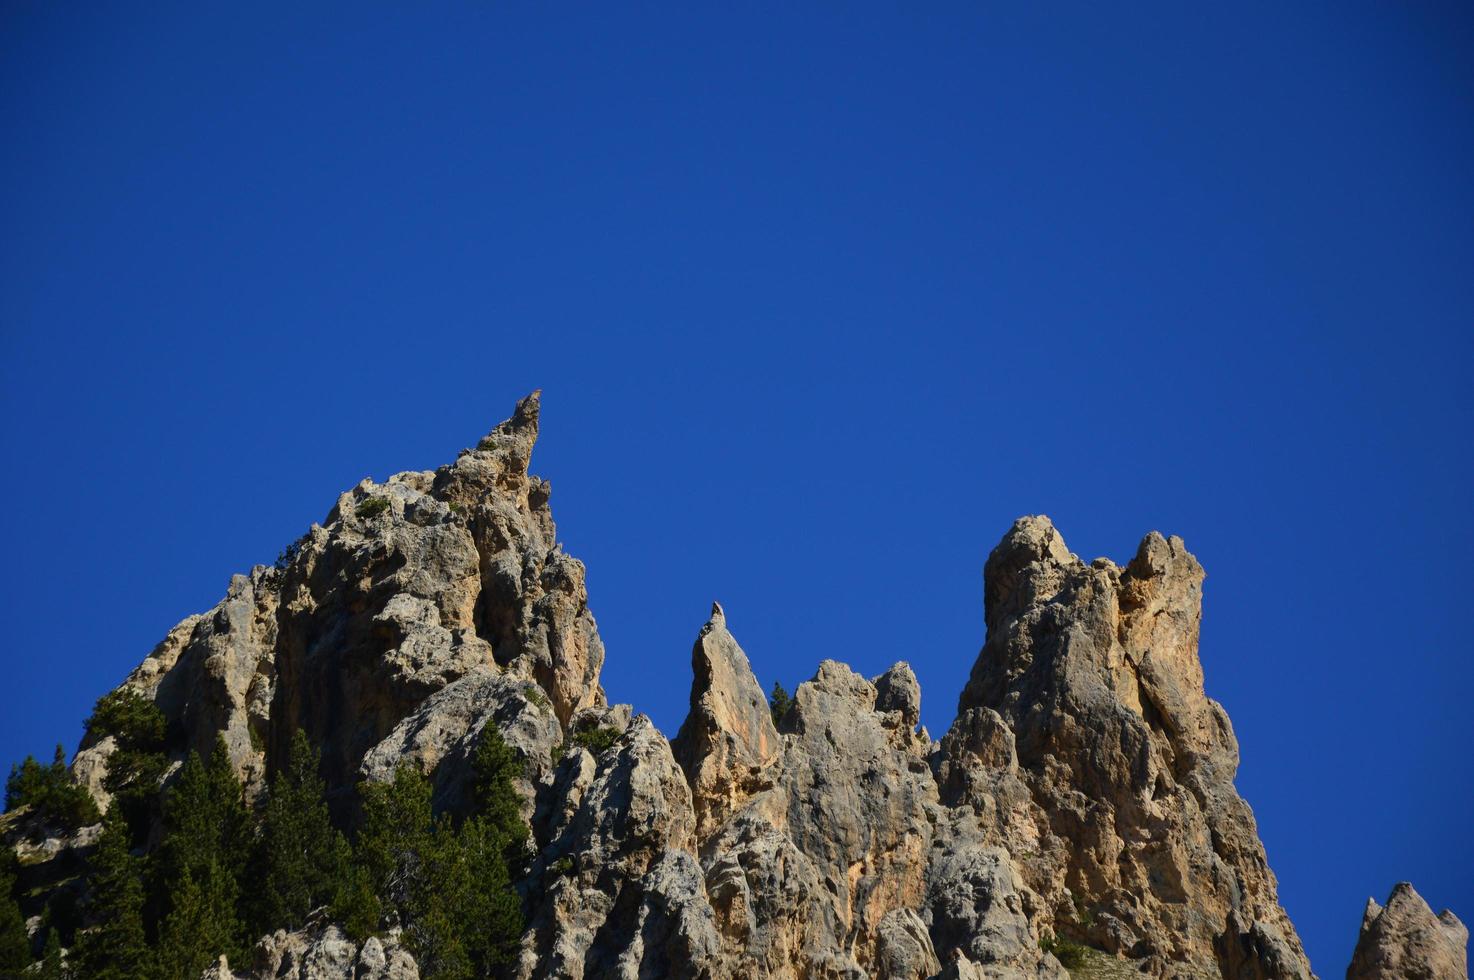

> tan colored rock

[
  {"left": 949, "top": 515, "right": 1312, "bottom": 978},
  {"left": 1346, "top": 882, "right": 1467, "bottom": 980},
  {"left": 30, "top": 398, "right": 1463, "bottom": 980},
  {"left": 72, "top": 393, "right": 608, "bottom": 814},
  {"left": 672, "top": 603, "right": 781, "bottom": 839}
]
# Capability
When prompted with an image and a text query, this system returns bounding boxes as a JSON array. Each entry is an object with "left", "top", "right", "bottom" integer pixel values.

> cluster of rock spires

[{"left": 10, "top": 393, "right": 1466, "bottom": 979}]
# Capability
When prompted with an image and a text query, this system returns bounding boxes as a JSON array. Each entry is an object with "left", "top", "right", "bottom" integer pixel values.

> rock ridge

[{"left": 3, "top": 397, "right": 1458, "bottom": 980}]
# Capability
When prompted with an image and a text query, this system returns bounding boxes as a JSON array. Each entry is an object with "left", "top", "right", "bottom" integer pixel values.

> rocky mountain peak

[{"left": 6, "top": 396, "right": 1461, "bottom": 980}]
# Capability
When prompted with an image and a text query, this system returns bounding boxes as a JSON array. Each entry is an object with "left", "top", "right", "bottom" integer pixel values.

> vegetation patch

[
  {"left": 1040, "top": 932, "right": 1091, "bottom": 970},
  {"left": 356, "top": 496, "right": 390, "bottom": 520},
  {"left": 2, "top": 721, "right": 530, "bottom": 980},
  {"left": 571, "top": 727, "right": 619, "bottom": 756},
  {"left": 768, "top": 682, "right": 792, "bottom": 728}
]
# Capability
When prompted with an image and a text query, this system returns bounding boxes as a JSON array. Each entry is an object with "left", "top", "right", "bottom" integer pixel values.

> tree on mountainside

[
  {"left": 71, "top": 809, "right": 151, "bottom": 980},
  {"left": 348, "top": 727, "right": 527, "bottom": 979},
  {"left": 248, "top": 731, "right": 353, "bottom": 937},
  {"left": 85, "top": 690, "right": 169, "bottom": 847},
  {"left": 154, "top": 738, "right": 251, "bottom": 972},
  {"left": 769, "top": 681, "right": 791, "bottom": 727},
  {"left": 0, "top": 854, "right": 31, "bottom": 976},
  {"left": 5, "top": 746, "right": 100, "bottom": 832}
]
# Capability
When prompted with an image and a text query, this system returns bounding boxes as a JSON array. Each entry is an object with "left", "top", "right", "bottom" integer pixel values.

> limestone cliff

[{"left": 6, "top": 395, "right": 1464, "bottom": 980}]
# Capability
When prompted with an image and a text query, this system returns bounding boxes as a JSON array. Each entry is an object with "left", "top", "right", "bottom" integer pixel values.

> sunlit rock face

[
  {"left": 944, "top": 515, "right": 1313, "bottom": 979},
  {"left": 32, "top": 396, "right": 1457, "bottom": 980},
  {"left": 1346, "top": 883, "right": 1467, "bottom": 980}
]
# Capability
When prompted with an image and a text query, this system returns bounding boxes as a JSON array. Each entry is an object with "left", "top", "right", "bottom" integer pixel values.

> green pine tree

[
  {"left": 470, "top": 727, "right": 530, "bottom": 865},
  {"left": 156, "top": 862, "right": 236, "bottom": 980},
  {"left": 452, "top": 812, "right": 523, "bottom": 972},
  {"left": 354, "top": 764, "right": 433, "bottom": 928},
  {"left": 350, "top": 733, "right": 527, "bottom": 979},
  {"left": 154, "top": 739, "right": 250, "bottom": 966},
  {"left": 0, "top": 854, "right": 31, "bottom": 976},
  {"left": 5, "top": 747, "right": 100, "bottom": 832},
  {"left": 86, "top": 691, "right": 169, "bottom": 847},
  {"left": 72, "top": 809, "right": 153, "bottom": 980},
  {"left": 249, "top": 731, "right": 352, "bottom": 936},
  {"left": 769, "top": 681, "right": 791, "bottom": 728},
  {"left": 33, "top": 929, "right": 64, "bottom": 980}
]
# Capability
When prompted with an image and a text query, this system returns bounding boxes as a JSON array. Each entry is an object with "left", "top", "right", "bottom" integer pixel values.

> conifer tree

[
  {"left": 451, "top": 810, "right": 523, "bottom": 972},
  {"left": 156, "top": 862, "right": 236, "bottom": 980},
  {"left": 72, "top": 809, "right": 152, "bottom": 980},
  {"left": 4, "top": 746, "right": 100, "bottom": 832},
  {"left": 155, "top": 738, "right": 249, "bottom": 966},
  {"left": 769, "top": 681, "right": 791, "bottom": 728},
  {"left": 350, "top": 735, "right": 527, "bottom": 979},
  {"left": 32, "top": 929, "right": 63, "bottom": 980},
  {"left": 464, "top": 727, "right": 529, "bottom": 972},
  {"left": 250, "top": 731, "right": 352, "bottom": 935},
  {"left": 0, "top": 855, "right": 31, "bottom": 975},
  {"left": 354, "top": 764, "right": 433, "bottom": 928},
  {"left": 86, "top": 691, "right": 168, "bottom": 846},
  {"left": 470, "top": 727, "right": 530, "bottom": 865}
]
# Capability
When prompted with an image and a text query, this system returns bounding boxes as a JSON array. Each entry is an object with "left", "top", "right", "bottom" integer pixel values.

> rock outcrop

[
  {"left": 1346, "top": 883, "right": 1467, "bottom": 980},
  {"left": 72, "top": 391, "right": 604, "bottom": 814},
  {"left": 6, "top": 394, "right": 1458, "bottom": 980},
  {"left": 202, "top": 918, "right": 420, "bottom": 980},
  {"left": 946, "top": 516, "right": 1311, "bottom": 978}
]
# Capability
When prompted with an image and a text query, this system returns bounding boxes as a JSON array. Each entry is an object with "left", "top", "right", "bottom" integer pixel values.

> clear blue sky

[{"left": 2, "top": 3, "right": 1470, "bottom": 973}]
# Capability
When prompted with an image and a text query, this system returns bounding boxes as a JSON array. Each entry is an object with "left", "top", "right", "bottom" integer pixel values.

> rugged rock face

[
  {"left": 201, "top": 918, "right": 420, "bottom": 980},
  {"left": 9, "top": 395, "right": 1460, "bottom": 979},
  {"left": 1346, "top": 883, "right": 1468, "bottom": 980},
  {"left": 72, "top": 391, "right": 604, "bottom": 813},
  {"left": 946, "top": 516, "right": 1312, "bottom": 978}
]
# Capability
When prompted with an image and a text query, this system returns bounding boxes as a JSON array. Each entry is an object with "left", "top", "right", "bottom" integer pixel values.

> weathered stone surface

[
  {"left": 948, "top": 515, "right": 1312, "bottom": 978},
  {"left": 217, "top": 919, "right": 420, "bottom": 980},
  {"left": 672, "top": 602, "right": 781, "bottom": 840},
  {"left": 1346, "top": 882, "right": 1468, "bottom": 980},
  {"left": 874, "top": 908, "right": 940, "bottom": 980},
  {"left": 519, "top": 713, "right": 702, "bottom": 979},
  {"left": 359, "top": 666, "right": 562, "bottom": 816},
  {"left": 24, "top": 403, "right": 1461, "bottom": 980},
  {"left": 72, "top": 393, "right": 606, "bottom": 812}
]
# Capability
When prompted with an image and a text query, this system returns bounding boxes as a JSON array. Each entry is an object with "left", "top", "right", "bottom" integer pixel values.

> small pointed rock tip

[
  {"left": 475, "top": 390, "right": 542, "bottom": 450},
  {"left": 710, "top": 600, "right": 725, "bottom": 622},
  {"left": 512, "top": 389, "right": 542, "bottom": 425}
]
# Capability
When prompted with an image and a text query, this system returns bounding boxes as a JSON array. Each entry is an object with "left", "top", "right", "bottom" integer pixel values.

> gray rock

[
  {"left": 874, "top": 908, "right": 940, "bottom": 979},
  {"left": 227, "top": 920, "right": 419, "bottom": 979}
]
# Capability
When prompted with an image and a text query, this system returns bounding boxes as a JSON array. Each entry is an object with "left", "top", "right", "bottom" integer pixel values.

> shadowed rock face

[
  {"left": 25, "top": 400, "right": 1460, "bottom": 980},
  {"left": 1346, "top": 883, "right": 1468, "bottom": 980}
]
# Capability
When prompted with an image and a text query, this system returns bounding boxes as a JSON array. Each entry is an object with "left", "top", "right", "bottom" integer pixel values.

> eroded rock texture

[
  {"left": 17, "top": 397, "right": 1460, "bottom": 980},
  {"left": 1346, "top": 883, "right": 1467, "bottom": 980},
  {"left": 73, "top": 392, "right": 604, "bottom": 813},
  {"left": 945, "top": 516, "right": 1313, "bottom": 979}
]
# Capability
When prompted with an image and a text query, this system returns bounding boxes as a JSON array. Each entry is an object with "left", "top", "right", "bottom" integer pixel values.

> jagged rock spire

[
  {"left": 672, "top": 603, "right": 779, "bottom": 838},
  {"left": 947, "top": 516, "right": 1312, "bottom": 978},
  {"left": 1347, "top": 882, "right": 1468, "bottom": 980}
]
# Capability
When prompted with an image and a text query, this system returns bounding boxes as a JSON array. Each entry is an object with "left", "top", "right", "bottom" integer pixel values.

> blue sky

[{"left": 2, "top": 3, "right": 1470, "bottom": 972}]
